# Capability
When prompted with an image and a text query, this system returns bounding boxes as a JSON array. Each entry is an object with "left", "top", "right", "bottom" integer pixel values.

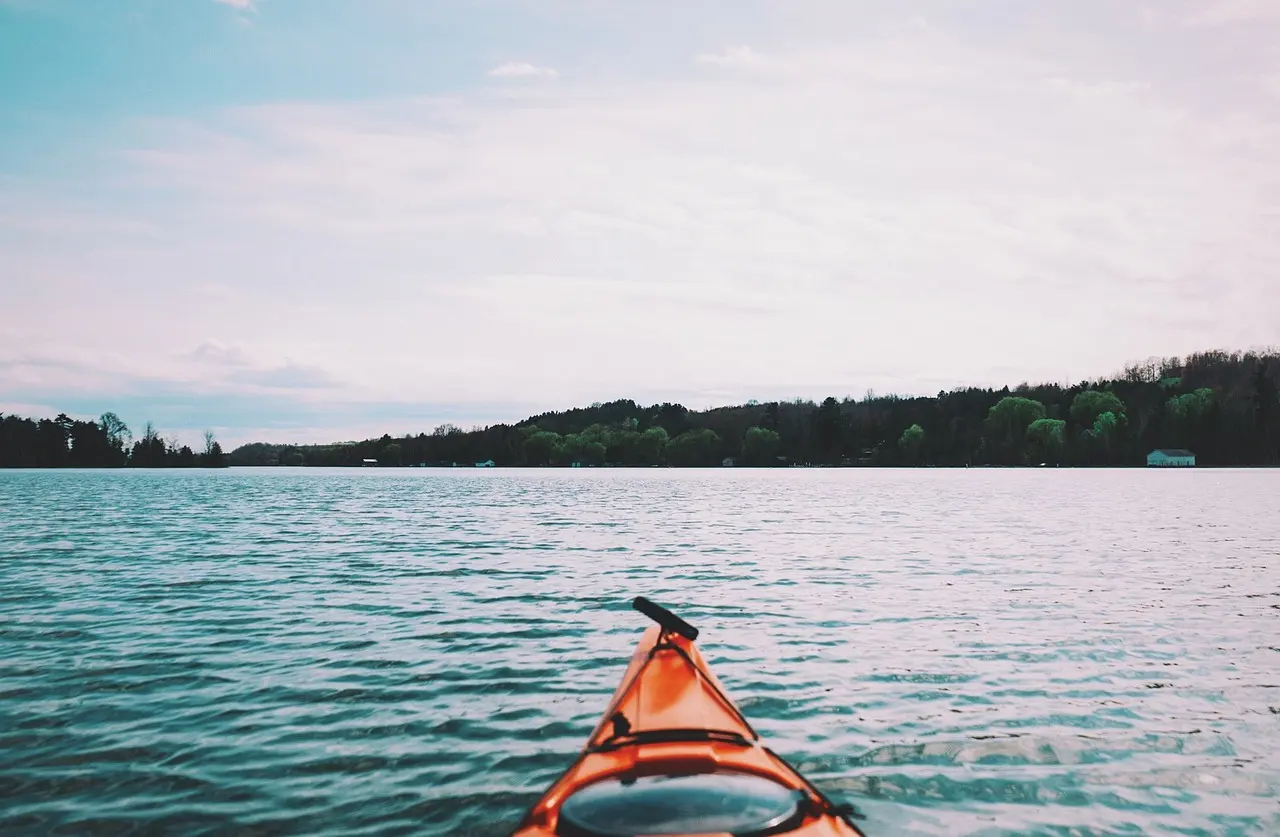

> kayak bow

[{"left": 511, "top": 597, "right": 866, "bottom": 837}]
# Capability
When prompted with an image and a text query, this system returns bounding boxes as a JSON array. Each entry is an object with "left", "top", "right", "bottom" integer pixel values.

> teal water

[{"left": 1, "top": 468, "right": 1277, "bottom": 836}]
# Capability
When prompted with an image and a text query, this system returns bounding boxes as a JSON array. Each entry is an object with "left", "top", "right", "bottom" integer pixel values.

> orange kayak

[{"left": 511, "top": 597, "right": 867, "bottom": 837}]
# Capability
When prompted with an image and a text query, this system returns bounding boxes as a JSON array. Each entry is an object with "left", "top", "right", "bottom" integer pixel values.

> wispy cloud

[
  {"left": 90, "top": 34, "right": 1275, "bottom": 392},
  {"left": 0, "top": 401, "right": 59, "bottom": 418},
  {"left": 696, "top": 45, "right": 765, "bottom": 69},
  {"left": 3, "top": 3, "right": 1279, "bottom": 442},
  {"left": 1184, "top": 0, "right": 1280, "bottom": 26},
  {"left": 188, "top": 340, "right": 251, "bottom": 367},
  {"left": 228, "top": 361, "right": 339, "bottom": 391},
  {"left": 487, "top": 61, "right": 558, "bottom": 78},
  {"left": 213, "top": 0, "right": 253, "bottom": 8}
]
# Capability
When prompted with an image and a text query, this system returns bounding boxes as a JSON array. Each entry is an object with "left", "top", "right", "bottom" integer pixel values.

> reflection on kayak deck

[
  {"left": 560, "top": 773, "right": 805, "bottom": 837},
  {"left": 511, "top": 597, "right": 867, "bottom": 837}
]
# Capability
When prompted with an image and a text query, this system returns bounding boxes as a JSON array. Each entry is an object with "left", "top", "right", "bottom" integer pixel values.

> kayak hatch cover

[{"left": 510, "top": 596, "right": 868, "bottom": 837}]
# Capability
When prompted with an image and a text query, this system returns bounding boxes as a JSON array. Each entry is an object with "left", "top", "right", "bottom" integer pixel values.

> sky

[{"left": 1, "top": 0, "right": 1278, "bottom": 447}]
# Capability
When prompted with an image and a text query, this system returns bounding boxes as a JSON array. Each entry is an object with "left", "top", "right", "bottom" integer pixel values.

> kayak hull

[{"left": 511, "top": 622, "right": 865, "bottom": 837}]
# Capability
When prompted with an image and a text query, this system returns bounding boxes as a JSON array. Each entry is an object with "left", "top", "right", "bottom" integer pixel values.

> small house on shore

[
  {"left": 361, "top": 458, "right": 378, "bottom": 467},
  {"left": 1147, "top": 449, "right": 1195, "bottom": 467}
]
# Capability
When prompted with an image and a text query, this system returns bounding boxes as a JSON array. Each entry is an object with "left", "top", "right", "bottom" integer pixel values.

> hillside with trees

[
  {"left": 225, "top": 349, "right": 1279, "bottom": 469},
  {"left": 3, "top": 350, "right": 1275, "bottom": 469}
]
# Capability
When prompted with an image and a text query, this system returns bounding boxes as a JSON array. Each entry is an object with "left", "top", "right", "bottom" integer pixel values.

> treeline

[
  {"left": 229, "top": 349, "right": 1279, "bottom": 468},
  {"left": 0, "top": 413, "right": 228, "bottom": 468}
]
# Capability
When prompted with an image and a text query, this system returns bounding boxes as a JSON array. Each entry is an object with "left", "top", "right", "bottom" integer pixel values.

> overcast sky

[{"left": 2, "top": 0, "right": 1277, "bottom": 446}]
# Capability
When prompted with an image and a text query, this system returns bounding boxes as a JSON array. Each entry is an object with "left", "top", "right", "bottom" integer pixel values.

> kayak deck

[{"left": 511, "top": 599, "right": 866, "bottom": 836}]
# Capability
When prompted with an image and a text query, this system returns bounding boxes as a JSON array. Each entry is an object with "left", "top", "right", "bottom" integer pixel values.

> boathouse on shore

[{"left": 1147, "top": 449, "right": 1196, "bottom": 467}]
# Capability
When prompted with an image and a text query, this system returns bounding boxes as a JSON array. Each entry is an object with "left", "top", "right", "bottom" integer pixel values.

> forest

[
  {"left": 3, "top": 350, "right": 1276, "bottom": 469},
  {"left": 0, "top": 413, "right": 227, "bottom": 468},
  {"left": 226, "top": 349, "right": 1279, "bottom": 469}
]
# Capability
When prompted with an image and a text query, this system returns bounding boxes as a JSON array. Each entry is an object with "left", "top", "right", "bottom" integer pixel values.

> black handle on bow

[{"left": 632, "top": 596, "right": 699, "bottom": 641}]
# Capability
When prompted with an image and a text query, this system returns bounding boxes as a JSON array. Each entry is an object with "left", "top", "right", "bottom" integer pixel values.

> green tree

[
  {"left": 580, "top": 441, "right": 607, "bottom": 466},
  {"left": 576, "top": 424, "right": 615, "bottom": 462},
  {"left": 1165, "top": 387, "right": 1215, "bottom": 450},
  {"left": 380, "top": 442, "right": 402, "bottom": 466},
  {"left": 1167, "top": 388, "right": 1214, "bottom": 423},
  {"left": 1092, "top": 412, "right": 1120, "bottom": 437},
  {"left": 665, "top": 429, "right": 721, "bottom": 467},
  {"left": 1026, "top": 418, "right": 1066, "bottom": 464},
  {"left": 522, "top": 430, "right": 561, "bottom": 466},
  {"left": 634, "top": 426, "right": 668, "bottom": 466},
  {"left": 1085, "top": 411, "right": 1126, "bottom": 463},
  {"left": 986, "top": 397, "right": 1045, "bottom": 463},
  {"left": 898, "top": 423, "right": 924, "bottom": 464},
  {"left": 814, "top": 397, "right": 843, "bottom": 462},
  {"left": 1070, "top": 390, "right": 1126, "bottom": 426},
  {"left": 741, "top": 426, "right": 781, "bottom": 466},
  {"left": 554, "top": 433, "right": 607, "bottom": 466},
  {"left": 988, "top": 397, "right": 1046, "bottom": 436},
  {"left": 605, "top": 430, "right": 641, "bottom": 464}
]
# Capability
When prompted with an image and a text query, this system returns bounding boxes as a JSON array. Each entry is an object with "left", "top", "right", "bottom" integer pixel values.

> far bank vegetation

[{"left": 223, "top": 350, "right": 1279, "bottom": 469}]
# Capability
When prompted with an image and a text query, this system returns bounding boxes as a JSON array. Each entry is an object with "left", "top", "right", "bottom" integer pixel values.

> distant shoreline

[
  {"left": 223, "top": 350, "right": 1278, "bottom": 470},
  {"left": 5, "top": 463, "right": 1277, "bottom": 472},
  {"left": 4, "top": 349, "right": 1278, "bottom": 470}
]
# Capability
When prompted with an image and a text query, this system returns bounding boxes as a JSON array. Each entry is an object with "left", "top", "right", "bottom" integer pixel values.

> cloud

[
  {"left": 0, "top": 342, "right": 342, "bottom": 408},
  {"left": 188, "top": 340, "right": 251, "bottom": 367},
  {"left": 0, "top": 350, "right": 131, "bottom": 393},
  {"left": 213, "top": 0, "right": 253, "bottom": 7},
  {"left": 228, "top": 361, "right": 339, "bottom": 390},
  {"left": 185, "top": 343, "right": 340, "bottom": 390},
  {"left": 3, "top": 6, "right": 1279, "bottom": 443},
  {"left": 1184, "top": 0, "right": 1280, "bottom": 26},
  {"left": 175, "top": 344, "right": 345, "bottom": 393},
  {"left": 487, "top": 62, "right": 558, "bottom": 79},
  {"left": 696, "top": 45, "right": 765, "bottom": 69},
  {"left": 0, "top": 401, "right": 59, "bottom": 419},
  {"left": 114, "top": 46, "right": 1274, "bottom": 385}
]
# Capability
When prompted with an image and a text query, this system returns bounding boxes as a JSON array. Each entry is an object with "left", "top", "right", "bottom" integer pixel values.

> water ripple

[{"left": 1, "top": 467, "right": 1278, "bottom": 836}]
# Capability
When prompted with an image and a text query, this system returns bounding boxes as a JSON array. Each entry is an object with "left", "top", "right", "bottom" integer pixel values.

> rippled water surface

[{"left": 2, "top": 468, "right": 1278, "bottom": 836}]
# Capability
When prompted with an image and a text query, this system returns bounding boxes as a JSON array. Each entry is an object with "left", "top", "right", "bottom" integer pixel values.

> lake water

[{"left": 1, "top": 468, "right": 1277, "bottom": 836}]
